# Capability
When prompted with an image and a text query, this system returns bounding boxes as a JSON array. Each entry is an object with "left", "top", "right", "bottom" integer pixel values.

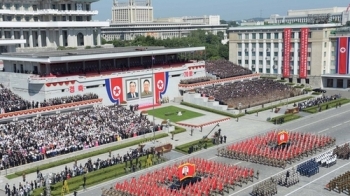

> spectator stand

[
  {"left": 0, "top": 98, "right": 102, "bottom": 121},
  {"left": 0, "top": 105, "right": 159, "bottom": 175}
]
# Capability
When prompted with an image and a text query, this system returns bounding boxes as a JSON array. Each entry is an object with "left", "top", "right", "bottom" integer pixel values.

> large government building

[
  {"left": 229, "top": 7, "right": 350, "bottom": 89},
  {"left": 0, "top": 0, "right": 109, "bottom": 54},
  {"left": 102, "top": 0, "right": 227, "bottom": 41}
]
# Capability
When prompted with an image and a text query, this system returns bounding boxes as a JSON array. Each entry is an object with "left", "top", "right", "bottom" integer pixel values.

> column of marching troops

[
  {"left": 326, "top": 143, "right": 350, "bottom": 194},
  {"left": 217, "top": 131, "right": 335, "bottom": 168},
  {"left": 104, "top": 131, "right": 348, "bottom": 196}
]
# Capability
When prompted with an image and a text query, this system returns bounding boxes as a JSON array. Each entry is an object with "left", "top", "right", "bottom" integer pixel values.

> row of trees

[{"left": 102, "top": 30, "right": 228, "bottom": 60}]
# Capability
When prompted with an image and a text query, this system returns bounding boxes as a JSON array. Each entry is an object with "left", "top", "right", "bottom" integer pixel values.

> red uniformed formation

[
  {"left": 226, "top": 131, "right": 335, "bottom": 164},
  {"left": 114, "top": 158, "right": 254, "bottom": 196}
]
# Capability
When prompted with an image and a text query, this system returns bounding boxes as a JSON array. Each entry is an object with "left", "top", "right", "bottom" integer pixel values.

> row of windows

[
  {"left": 238, "top": 32, "right": 312, "bottom": 40},
  {"left": 1, "top": 15, "right": 91, "bottom": 22},
  {"left": 251, "top": 68, "right": 311, "bottom": 75},
  {"left": 0, "top": 3, "right": 90, "bottom": 11},
  {"left": 238, "top": 52, "right": 312, "bottom": 57},
  {"left": 238, "top": 60, "right": 311, "bottom": 66},
  {"left": 238, "top": 42, "right": 312, "bottom": 48}
]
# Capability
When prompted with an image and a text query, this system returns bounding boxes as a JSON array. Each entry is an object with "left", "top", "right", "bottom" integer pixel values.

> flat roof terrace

[{"left": 0, "top": 46, "right": 205, "bottom": 63}]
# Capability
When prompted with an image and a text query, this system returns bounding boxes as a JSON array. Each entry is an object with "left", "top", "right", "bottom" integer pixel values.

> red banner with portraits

[
  {"left": 283, "top": 28, "right": 291, "bottom": 78},
  {"left": 299, "top": 28, "right": 308, "bottom": 79}
]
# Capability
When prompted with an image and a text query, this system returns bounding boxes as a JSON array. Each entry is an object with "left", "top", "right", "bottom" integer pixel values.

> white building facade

[
  {"left": 0, "top": 0, "right": 109, "bottom": 52},
  {"left": 112, "top": 0, "right": 153, "bottom": 23},
  {"left": 266, "top": 7, "right": 350, "bottom": 25},
  {"left": 228, "top": 23, "right": 341, "bottom": 87}
]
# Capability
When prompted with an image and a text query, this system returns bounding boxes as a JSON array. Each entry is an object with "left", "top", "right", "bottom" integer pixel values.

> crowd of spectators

[
  {"left": 0, "top": 86, "right": 30, "bottom": 114},
  {"left": 297, "top": 94, "right": 341, "bottom": 110},
  {"left": 0, "top": 105, "right": 158, "bottom": 172},
  {"left": 197, "top": 79, "right": 302, "bottom": 109},
  {"left": 39, "top": 93, "right": 99, "bottom": 107},
  {"left": 179, "top": 76, "right": 212, "bottom": 84},
  {"left": 0, "top": 83, "right": 99, "bottom": 114},
  {"left": 205, "top": 60, "right": 252, "bottom": 79}
]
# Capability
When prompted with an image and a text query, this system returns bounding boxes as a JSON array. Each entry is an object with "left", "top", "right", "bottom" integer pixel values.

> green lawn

[{"left": 147, "top": 106, "right": 204, "bottom": 122}]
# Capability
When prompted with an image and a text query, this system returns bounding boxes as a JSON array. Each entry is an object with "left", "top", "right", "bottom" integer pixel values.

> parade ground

[{"left": 1, "top": 93, "right": 349, "bottom": 196}]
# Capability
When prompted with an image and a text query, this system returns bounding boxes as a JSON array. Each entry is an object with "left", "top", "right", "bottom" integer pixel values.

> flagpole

[{"left": 152, "top": 53, "right": 155, "bottom": 143}]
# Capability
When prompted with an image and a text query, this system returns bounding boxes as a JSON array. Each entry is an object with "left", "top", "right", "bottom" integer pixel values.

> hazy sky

[{"left": 92, "top": 0, "right": 350, "bottom": 21}]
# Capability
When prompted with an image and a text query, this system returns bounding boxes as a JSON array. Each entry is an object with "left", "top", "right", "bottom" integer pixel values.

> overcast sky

[{"left": 92, "top": 0, "right": 350, "bottom": 21}]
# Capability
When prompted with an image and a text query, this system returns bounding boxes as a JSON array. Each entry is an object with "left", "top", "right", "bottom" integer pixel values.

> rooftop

[
  {"left": 0, "top": 46, "right": 206, "bottom": 63},
  {"left": 228, "top": 23, "right": 341, "bottom": 31}
]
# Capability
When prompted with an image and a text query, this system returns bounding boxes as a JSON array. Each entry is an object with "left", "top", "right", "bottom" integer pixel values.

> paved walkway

[{"left": 0, "top": 100, "right": 301, "bottom": 193}]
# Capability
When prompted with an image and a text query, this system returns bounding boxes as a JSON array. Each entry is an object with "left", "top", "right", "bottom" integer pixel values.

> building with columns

[
  {"left": 104, "top": 0, "right": 227, "bottom": 41},
  {"left": 228, "top": 23, "right": 343, "bottom": 87},
  {"left": 0, "top": 0, "right": 109, "bottom": 53},
  {"left": 112, "top": 0, "right": 153, "bottom": 23}
]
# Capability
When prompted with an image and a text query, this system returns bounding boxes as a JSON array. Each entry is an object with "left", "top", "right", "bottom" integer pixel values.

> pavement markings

[
  {"left": 284, "top": 161, "right": 350, "bottom": 196},
  {"left": 234, "top": 161, "right": 242, "bottom": 165},
  {"left": 290, "top": 109, "right": 350, "bottom": 131},
  {"left": 318, "top": 128, "right": 329, "bottom": 133},
  {"left": 331, "top": 123, "right": 342, "bottom": 128},
  {"left": 229, "top": 140, "right": 350, "bottom": 196},
  {"left": 344, "top": 120, "right": 350, "bottom": 124}
]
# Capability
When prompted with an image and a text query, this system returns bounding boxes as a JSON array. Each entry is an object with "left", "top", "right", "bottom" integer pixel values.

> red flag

[
  {"left": 177, "top": 163, "right": 196, "bottom": 181},
  {"left": 69, "top": 86, "right": 75, "bottom": 93},
  {"left": 277, "top": 131, "right": 289, "bottom": 145}
]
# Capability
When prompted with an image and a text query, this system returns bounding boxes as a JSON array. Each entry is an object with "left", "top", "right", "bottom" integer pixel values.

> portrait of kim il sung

[
  {"left": 141, "top": 78, "right": 153, "bottom": 98},
  {"left": 126, "top": 80, "right": 139, "bottom": 99}
]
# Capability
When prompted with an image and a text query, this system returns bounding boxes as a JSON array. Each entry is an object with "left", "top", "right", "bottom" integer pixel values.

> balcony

[{"left": 0, "top": 9, "right": 98, "bottom": 16}]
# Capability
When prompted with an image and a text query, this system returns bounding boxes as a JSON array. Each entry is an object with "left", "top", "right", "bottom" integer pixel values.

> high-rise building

[
  {"left": 112, "top": 0, "right": 153, "bottom": 23},
  {"left": 0, "top": 0, "right": 109, "bottom": 53}
]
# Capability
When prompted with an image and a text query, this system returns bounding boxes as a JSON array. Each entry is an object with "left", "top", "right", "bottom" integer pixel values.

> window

[
  {"left": 274, "top": 43, "right": 278, "bottom": 48},
  {"left": 323, "top": 61, "right": 326, "bottom": 67},
  {"left": 326, "top": 79, "right": 333, "bottom": 87},
  {"left": 259, "top": 33, "right": 263, "bottom": 39},
  {"left": 324, "top": 52, "right": 326, "bottom": 57},
  {"left": 238, "top": 34, "right": 242, "bottom": 40},
  {"left": 14, "top": 4, "right": 20, "bottom": 10},
  {"left": 252, "top": 43, "right": 256, "bottom": 47},
  {"left": 252, "top": 33, "right": 256, "bottom": 39},
  {"left": 267, "top": 33, "right": 271, "bottom": 39},
  {"left": 324, "top": 42, "right": 327, "bottom": 48},
  {"left": 252, "top": 52, "right": 256, "bottom": 56},
  {"left": 245, "top": 43, "right": 249, "bottom": 48},
  {"left": 245, "top": 33, "right": 249, "bottom": 39},
  {"left": 259, "top": 68, "right": 263, "bottom": 73},
  {"left": 266, "top": 43, "right": 271, "bottom": 48},
  {"left": 6, "top": 16, "right": 12, "bottom": 21},
  {"left": 0, "top": 3, "right": 2, "bottom": 9},
  {"left": 308, "top": 32, "right": 312, "bottom": 38},
  {"left": 86, "top": 4, "right": 90, "bottom": 11},
  {"left": 291, "top": 32, "right": 295, "bottom": 38},
  {"left": 274, "top": 33, "right": 279, "bottom": 39},
  {"left": 259, "top": 60, "right": 263, "bottom": 65},
  {"left": 325, "top": 31, "right": 327, "bottom": 38},
  {"left": 238, "top": 52, "right": 242, "bottom": 56},
  {"left": 274, "top": 52, "right": 278, "bottom": 56},
  {"left": 25, "top": 16, "right": 30, "bottom": 21},
  {"left": 16, "top": 16, "right": 21, "bottom": 21},
  {"left": 331, "top": 51, "right": 334, "bottom": 56},
  {"left": 267, "top": 60, "right": 270, "bottom": 65},
  {"left": 331, "top": 60, "right": 335, "bottom": 65},
  {"left": 238, "top": 43, "right": 242, "bottom": 48},
  {"left": 252, "top": 60, "right": 256, "bottom": 64},
  {"left": 308, "top": 42, "right": 312, "bottom": 48},
  {"left": 245, "top": 52, "right": 248, "bottom": 56},
  {"left": 245, "top": 60, "right": 248, "bottom": 64},
  {"left": 259, "top": 43, "right": 263, "bottom": 48},
  {"left": 307, "top": 52, "right": 311, "bottom": 57},
  {"left": 259, "top": 52, "right": 263, "bottom": 56},
  {"left": 266, "top": 68, "right": 270, "bottom": 73},
  {"left": 23, "top": 4, "right": 30, "bottom": 10},
  {"left": 5, "top": 3, "right": 11, "bottom": 9},
  {"left": 238, "top": 60, "right": 242, "bottom": 65}
]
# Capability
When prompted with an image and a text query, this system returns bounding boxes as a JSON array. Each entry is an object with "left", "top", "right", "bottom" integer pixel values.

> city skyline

[{"left": 92, "top": 0, "right": 350, "bottom": 21}]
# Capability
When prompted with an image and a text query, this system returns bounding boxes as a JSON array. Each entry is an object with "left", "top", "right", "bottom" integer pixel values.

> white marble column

[
  {"left": 59, "top": 28, "right": 63, "bottom": 46},
  {"left": 241, "top": 41, "right": 245, "bottom": 68},
  {"left": 10, "top": 28, "right": 14, "bottom": 39},
  {"left": 248, "top": 42, "right": 252, "bottom": 70},
  {"left": 29, "top": 29, "right": 33, "bottom": 48},
  {"left": 38, "top": 29, "right": 42, "bottom": 47},
  {"left": 293, "top": 42, "right": 298, "bottom": 75},
  {"left": 278, "top": 41, "right": 283, "bottom": 75},
  {"left": 1, "top": 29, "right": 5, "bottom": 39},
  {"left": 97, "top": 28, "right": 101, "bottom": 46},
  {"left": 20, "top": 28, "right": 24, "bottom": 48},
  {"left": 46, "top": 29, "right": 50, "bottom": 47}
]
